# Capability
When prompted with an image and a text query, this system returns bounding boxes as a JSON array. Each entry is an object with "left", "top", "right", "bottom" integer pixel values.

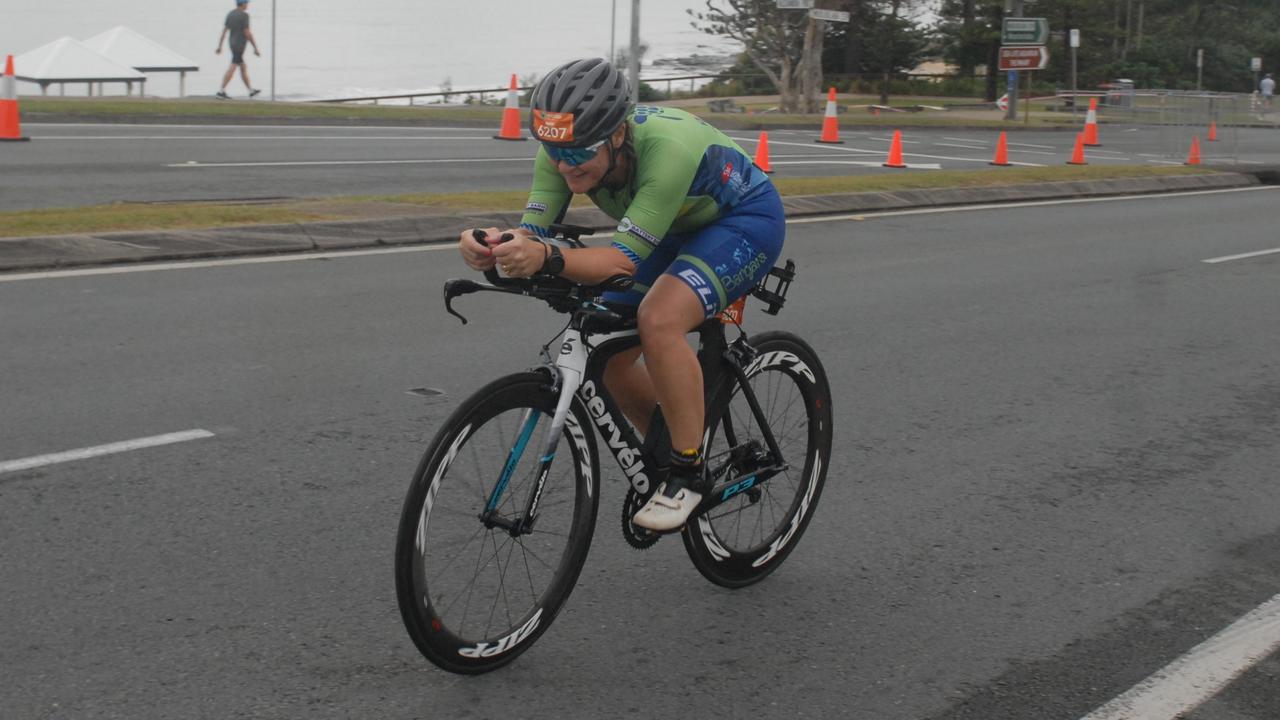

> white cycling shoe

[{"left": 632, "top": 482, "right": 703, "bottom": 532}]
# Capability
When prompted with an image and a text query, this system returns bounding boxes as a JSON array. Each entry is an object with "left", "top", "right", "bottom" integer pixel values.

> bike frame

[{"left": 486, "top": 310, "right": 791, "bottom": 536}]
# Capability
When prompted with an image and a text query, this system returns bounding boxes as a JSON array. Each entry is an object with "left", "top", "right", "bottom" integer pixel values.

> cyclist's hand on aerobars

[
  {"left": 459, "top": 227, "right": 501, "bottom": 272},
  {"left": 490, "top": 231, "right": 546, "bottom": 279}
]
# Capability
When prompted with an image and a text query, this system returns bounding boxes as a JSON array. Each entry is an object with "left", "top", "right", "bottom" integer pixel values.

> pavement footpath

[{"left": 1, "top": 170, "right": 1272, "bottom": 273}]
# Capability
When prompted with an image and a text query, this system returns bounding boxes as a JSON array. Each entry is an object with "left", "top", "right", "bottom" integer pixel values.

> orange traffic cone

[
  {"left": 1, "top": 55, "right": 30, "bottom": 143},
  {"left": 990, "top": 131, "right": 1012, "bottom": 166},
  {"left": 753, "top": 130, "right": 774, "bottom": 173},
  {"left": 1067, "top": 133, "right": 1087, "bottom": 165},
  {"left": 883, "top": 130, "right": 906, "bottom": 168},
  {"left": 1083, "top": 97, "right": 1101, "bottom": 146},
  {"left": 815, "top": 87, "right": 843, "bottom": 144},
  {"left": 493, "top": 74, "right": 525, "bottom": 141},
  {"left": 1185, "top": 136, "right": 1202, "bottom": 165},
  {"left": 1207, "top": 121, "right": 1218, "bottom": 142}
]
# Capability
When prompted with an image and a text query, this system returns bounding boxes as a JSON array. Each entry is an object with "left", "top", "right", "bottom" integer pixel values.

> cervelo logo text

[
  {"left": 617, "top": 217, "right": 661, "bottom": 247},
  {"left": 457, "top": 608, "right": 544, "bottom": 658},
  {"left": 751, "top": 454, "right": 821, "bottom": 568},
  {"left": 579, "top": 380, "right": 649, "bottom": 493},
  {"left": 746, "top": 351, "right": 817, "bottom": 384},
  {"left": 679, "top": 269, "right": 717, "bottom": 315},
  {"left": 417, "top": 423, "right": 472, "bottom": 553}
]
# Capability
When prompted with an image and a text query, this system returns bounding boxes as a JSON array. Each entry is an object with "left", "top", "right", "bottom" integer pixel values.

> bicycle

[{"left": 394, "top": 224, "right": 833, "bottom": 674}]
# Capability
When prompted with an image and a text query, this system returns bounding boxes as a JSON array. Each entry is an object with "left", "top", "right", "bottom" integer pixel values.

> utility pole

[
  {"left": 1005, "top": 0, "right": 1023, "bottom": 121},
  {"left": 271, "top": 0, "right": 277, "bottom": 101},
  {"left": 629, "top": 0, "right": 640, "bottom": 104},
  {"left": 610, "top": 0, "right": 616, "bottom": 65}
]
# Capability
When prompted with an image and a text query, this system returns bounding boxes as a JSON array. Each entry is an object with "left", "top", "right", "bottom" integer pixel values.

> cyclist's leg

[
  {"left": 603, "top": 347, "right": 654, "bottom": 435},
  {"left": 632, "top": 184, "right": 786, "bottom": 532}
]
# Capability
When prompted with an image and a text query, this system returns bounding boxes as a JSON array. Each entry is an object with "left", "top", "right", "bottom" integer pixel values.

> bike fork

[{"left": 481, "top": 333, "right": 588, "bottom": 535}]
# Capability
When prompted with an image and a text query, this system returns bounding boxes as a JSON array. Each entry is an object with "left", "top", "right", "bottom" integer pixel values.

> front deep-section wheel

[
  {"left": 683, "top": 332, "right": 833, "bottom": 588},
  {"left": 395, "top": 372, "right": 599, "bottom": 674}
]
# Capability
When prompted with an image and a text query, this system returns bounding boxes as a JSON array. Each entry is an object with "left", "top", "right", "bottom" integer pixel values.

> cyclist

[{"left": 458, "top": 58, "right": 784, "bottom": 532}]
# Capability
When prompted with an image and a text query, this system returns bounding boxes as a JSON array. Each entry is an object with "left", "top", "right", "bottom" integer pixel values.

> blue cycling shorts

[{"left": 603, "top": 182, "right": 785, "bottom": 318}]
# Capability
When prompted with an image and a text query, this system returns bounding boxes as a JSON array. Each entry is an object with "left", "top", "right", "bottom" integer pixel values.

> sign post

[
  {"left": 1070, "top": 29, "right": 1079, "bottom": 119},
  {"left": 1253, "top": 56, "right": 1263, "bottom": 94},
  {"left": 1000, "top": 1, "right": 1048, "bottom": 121}
]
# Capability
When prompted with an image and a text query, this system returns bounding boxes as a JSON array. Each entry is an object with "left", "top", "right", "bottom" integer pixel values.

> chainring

[{"left": 621, "top": 486, "right": 662, "bottom": 550}]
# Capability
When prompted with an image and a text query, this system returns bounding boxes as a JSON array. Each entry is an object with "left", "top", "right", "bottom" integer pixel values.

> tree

[{"left": 691, "top": 0, "right": 810, "bottom": 112}]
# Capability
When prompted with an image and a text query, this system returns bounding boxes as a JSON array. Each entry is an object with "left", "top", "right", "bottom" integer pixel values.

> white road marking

[
  {"left": 731, "top": 135, "right": 1043, "bottom": 165},
  {"left": 771, "top": 160, "right": 944, "bottom": 169},
  {"left": 1203, "top": 247, "right": 1280, "bottom": 264},
  {"left": 943, "top": 136, "right": 989, "bottom": 145},
  {"left": 0, "top": 429, "right": 215, "bottom": 475},
  {"left": 788, "top": 186, "right": 1280, "bottom": 225},
  {"left": 5, "top": 187, "right": 1275, "bottom": 283},
  {"left": 933, "top": 142, "right": 989, "bottom": 151},
  {"left": 168, "top": 157, "right": 532, "bottom": 168},
  {"left": 1008, "top": 141, "right": 1056, "bottom": 149},
  {"left": 40, "top": 135, "right": 507, "bottom": 141},
  {"left": 870, "top": 136, "right": 921, "bottom": 144},
  {"left": 0, "top": 245, "right": 454, "bottom": 282},
  {"left": 27, "top": 122, "right": 495, "bottom": 132},
  {"left": 1079, "top": 593, "right": 1280, "bottom": 720}
]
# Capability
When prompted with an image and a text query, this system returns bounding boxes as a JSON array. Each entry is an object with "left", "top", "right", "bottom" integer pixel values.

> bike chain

[{"left": 621, "top": 486, "right": 661, "bottom": 550}]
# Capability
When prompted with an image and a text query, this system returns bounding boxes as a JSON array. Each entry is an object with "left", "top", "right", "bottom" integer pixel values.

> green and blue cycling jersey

[{"left": 518, "top": 105, "right": 785, "bottom": 316}]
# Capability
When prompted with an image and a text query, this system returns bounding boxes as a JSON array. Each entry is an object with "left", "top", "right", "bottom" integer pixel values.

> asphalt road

[
  {"left": 3, "top": 121, "right": 1279, "bottom": 211},
  {"left": 2, "top": 186, "right": 1279, "bottom": 719}
]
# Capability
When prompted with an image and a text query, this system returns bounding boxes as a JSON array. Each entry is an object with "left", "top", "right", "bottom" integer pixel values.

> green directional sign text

[{"left": 1002, "top": 17, "right": 1049, "bottom": 46}]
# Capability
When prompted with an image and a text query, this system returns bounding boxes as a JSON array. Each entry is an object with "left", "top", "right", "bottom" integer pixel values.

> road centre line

[
  {"left": 1079, "top": 593, "right": 1280, "bottom": 720},
  {"left": 933, "top": 142, "right": 989, "bottom": 151},
  {"left": 1202, "top": 247, "right": 1280, "bottom": 263},
  {"left": 943, "top": 136, "right": 988, "bottom": 145},
  {"left": 871, "top": 136, "right": 921, "bottom": 144},
  {"left": 0, "top": 430, "right": 215, "bottom": 475},
  {"left": 168, "top": 157, "right": 532, "bottom": 168},
  {"left": 39, "top": 135, "right": 505, "bottom": 141},
  {"left": 0, "top": 245, "right": 452, "bottom": 282},
  {"left": 729, "top": 135, "right": 1032, "bottom": 165},
  {"left": 5, "top": 186, "right": 1275, "bottom": 283},
  {"left": 1007, "top": 141, "right": 1057, "bottom": 149}
]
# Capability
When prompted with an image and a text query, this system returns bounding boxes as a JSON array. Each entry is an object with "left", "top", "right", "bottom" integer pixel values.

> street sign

[
  {"left": 809, "top": 8, "right": 850, "bottom": 22},
  {"left": 998, "top": 46, "right": 1050, "bottom": 71},
  {"left": 775, "top": 0, "right": 814, "bottom": 8},
  {"left": 1002, "top": 17, "right": 1050, "bottom": 46},
  {"left": 1252, "top": 57, "right": 1263, "bottom": 72},
  {"left": 997, "top": 93, "right": 1009, "bottom": 112},
  {"left": 1069, "top": 29, "right": 1080, "bottom": 49}
]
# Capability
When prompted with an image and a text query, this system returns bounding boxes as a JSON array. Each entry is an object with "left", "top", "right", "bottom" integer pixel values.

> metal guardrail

[{"left": 311, "top": 72, "right": 961, "bottom": 105}]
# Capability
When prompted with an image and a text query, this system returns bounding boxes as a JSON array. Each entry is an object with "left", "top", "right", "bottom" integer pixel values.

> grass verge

[{"left": 0, "top": 165, "right": 1219, "bottom": 239}]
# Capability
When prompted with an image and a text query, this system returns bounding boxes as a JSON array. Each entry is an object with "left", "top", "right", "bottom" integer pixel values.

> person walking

[
  {"left": 1261, "top": 73, "right": 1276, "bottom": 113},
  {"left": 216, "top": 0, "right": 261, "bottom": 99}
]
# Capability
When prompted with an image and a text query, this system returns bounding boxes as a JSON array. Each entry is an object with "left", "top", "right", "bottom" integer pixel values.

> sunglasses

[{"left": 542, "top": 139, "right": 608, "bottom": 167}]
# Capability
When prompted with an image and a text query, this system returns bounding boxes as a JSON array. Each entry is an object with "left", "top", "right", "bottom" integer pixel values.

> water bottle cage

[{"left": 749, "top": 259, "right": 796, "bottom": 316}]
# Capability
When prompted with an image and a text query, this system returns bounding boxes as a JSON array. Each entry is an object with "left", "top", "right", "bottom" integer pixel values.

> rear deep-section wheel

[
  {"left": 683, "top": 332, "right": 833, "bottom": 588},
  {"left": 395, "top": 372, "right": 599, "bottom": 674}
]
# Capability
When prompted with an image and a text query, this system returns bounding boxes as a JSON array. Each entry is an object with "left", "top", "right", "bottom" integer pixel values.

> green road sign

[{"left": 1002, "top": 17, "right": 1049, "bottom": 46}]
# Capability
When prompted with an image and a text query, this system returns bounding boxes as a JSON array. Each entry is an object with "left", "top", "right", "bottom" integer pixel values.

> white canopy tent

[
  {"left": 83, "top": 26, "right": 199, "bottom": 97},
  {"left": 14, "top": 37, "right": 146, "bottom": 97}
]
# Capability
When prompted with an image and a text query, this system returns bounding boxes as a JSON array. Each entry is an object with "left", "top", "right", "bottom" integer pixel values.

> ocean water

[{"left": 1, "top": 0, "right": 739, "bottom": 100}]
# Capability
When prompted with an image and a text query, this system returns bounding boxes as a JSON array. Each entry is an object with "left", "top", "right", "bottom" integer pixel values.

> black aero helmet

[{"left": 529, "top": 58, "right": 632, "bottom": 148}]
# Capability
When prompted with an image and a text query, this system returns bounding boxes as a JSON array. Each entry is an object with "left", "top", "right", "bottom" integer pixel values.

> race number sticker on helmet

[{"left": 533, "top": 110, "right": 575, "bottom": 142}]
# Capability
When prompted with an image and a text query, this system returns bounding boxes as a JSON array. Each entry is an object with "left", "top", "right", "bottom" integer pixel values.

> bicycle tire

[
  {"left": 395, "top": 371, "right": 600, "bottom": 674},
  {"left": 682, "top": 332, "right": 833, "bottom": 588}
]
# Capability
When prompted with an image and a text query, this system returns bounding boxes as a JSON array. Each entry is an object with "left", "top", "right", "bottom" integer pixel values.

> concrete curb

[{"left": 0, "top": 171, "right": 1267, "bottom": 274}]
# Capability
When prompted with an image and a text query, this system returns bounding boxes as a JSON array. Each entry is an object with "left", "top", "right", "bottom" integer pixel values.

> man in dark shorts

[{"left": 216, "top": 0, "right": 262, "bottom": 99}]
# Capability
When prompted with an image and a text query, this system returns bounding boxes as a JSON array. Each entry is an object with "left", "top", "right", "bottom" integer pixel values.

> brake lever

[{"left": 443, "top": 278, "right": 482, "bottom": 324}]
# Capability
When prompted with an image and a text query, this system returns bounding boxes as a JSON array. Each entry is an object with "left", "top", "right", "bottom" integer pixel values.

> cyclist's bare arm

[{"left": 461, "top": 226, "right": 635, "bottom": 282}]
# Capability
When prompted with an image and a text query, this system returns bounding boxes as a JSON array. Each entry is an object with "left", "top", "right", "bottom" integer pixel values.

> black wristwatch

[{"left": 540, "top": 243, "right": 566, "bottom": 276}]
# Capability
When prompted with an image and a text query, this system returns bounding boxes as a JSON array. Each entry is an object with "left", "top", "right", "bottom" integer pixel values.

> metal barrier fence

[{"left": 1103, "top": 91, "right": 1241, "bottom": 163}]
